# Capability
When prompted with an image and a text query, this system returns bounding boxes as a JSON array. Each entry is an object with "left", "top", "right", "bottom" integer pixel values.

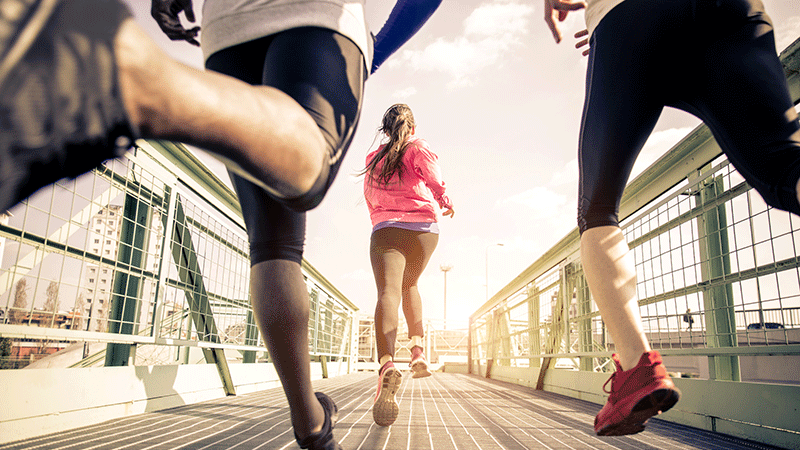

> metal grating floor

[{"left": 0, "top": 372, "right": 787, "bottom": 450}]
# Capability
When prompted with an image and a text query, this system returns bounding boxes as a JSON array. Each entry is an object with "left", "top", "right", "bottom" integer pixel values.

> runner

[
  {"left": 363, "top": 103, "right": 454, "bottom": 426},
  {"left": 544, "top": 0, "right": 800, "bottom": 436}
]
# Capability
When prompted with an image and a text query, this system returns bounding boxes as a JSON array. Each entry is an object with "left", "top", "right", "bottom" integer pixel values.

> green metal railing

[
  {"left": 469, "top": 38, "right": 800, "bottom": 448},
  {"left": 0, "top": 139, "right": 359, "bottom": 391}
]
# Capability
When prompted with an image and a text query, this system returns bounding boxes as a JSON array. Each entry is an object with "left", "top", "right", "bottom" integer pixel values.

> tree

[
  {"left": 9, "top": 278, "right": 28, "bottom": 324},
  {"left": 44, "top": 281, "right": 59, "bottom": 313}
]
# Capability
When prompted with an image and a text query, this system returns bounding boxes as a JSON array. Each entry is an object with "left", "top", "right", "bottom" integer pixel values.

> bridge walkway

[{"left": 0, "top": 372, "right": 785, "bottom": 450}]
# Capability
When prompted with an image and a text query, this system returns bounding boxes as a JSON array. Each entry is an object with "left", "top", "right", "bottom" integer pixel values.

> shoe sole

[
  {"left": 0, "top": 0, "right": 62, "bottom": 90},
  {"left": 597, "top": 387, "right": 681, "bottom": 436},
  {"left": 410, "top": 360, "right": 432, "bottom": 379},
  {"left": 373, "top": 368, "right": 402, "bottom": 426}
]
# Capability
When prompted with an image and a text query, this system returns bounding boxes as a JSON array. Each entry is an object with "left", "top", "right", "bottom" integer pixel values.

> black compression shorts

[
  {"left": 578, "top": 0, "right": 800, "bottom": 233},
  {"left": 206, "top": 27, "right": 365, "bottom": 264}
]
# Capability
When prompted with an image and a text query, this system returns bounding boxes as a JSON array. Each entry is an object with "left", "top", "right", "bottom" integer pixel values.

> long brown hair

[{"left": 364, "top": 104, "right": 416, "bottom": 186}]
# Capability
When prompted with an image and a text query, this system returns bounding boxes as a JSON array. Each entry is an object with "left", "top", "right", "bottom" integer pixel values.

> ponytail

[{"left": 364, "top": 104, "right": 416, "bottom": 186}]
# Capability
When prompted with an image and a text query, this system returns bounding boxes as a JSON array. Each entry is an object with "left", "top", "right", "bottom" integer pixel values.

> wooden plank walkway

[{"left": 0, "top": 372, "right": 787, "bottom": 450}]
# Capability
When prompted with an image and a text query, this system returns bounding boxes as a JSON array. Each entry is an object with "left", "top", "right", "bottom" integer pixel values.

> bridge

[{"left": 1, "top": 37, "right": 799, "bottom": 450}]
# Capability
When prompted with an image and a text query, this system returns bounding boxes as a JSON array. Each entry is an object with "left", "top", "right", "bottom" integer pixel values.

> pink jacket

[{"left": 364, "top": 138, "right": 452, "bottom": 227}]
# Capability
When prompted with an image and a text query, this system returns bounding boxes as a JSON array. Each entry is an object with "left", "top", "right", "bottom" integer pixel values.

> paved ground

[{"left": 1, "top": 372, "right": 787, "bottom": 450}]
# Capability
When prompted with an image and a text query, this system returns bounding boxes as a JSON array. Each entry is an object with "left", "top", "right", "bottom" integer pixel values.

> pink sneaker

[
  {"left": 595, "top": 351, "right": 681, "bottom": 436},
  {"left": 373, "top": 361, "right": 402, "bottom": 426},
  {"left": 409, "top": 346, "right": 432, "bottom": 378}
]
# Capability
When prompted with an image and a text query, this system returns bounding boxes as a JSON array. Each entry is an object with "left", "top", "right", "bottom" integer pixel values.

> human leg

[
  {"left": 678, "top": 0, "right": 800, "bottom": 215},
  {"left": 204, "top": 28, "right": 363, "bottom": 448},
  {"left": 249, "top": 259, "right": 328, "bottom": 439},
  {"left": 0, "top": 0, "right": 340, "bottom": 213},
  {"left": 577, "top": 0, "right": 665, "bottom": 372},
  {"left": 117, "top": 21, "right": 327, "bottom": 202},
  {"left": 577, "top": 0, "right": 683, "bottom": 435},
  {"left": 370, "top": 227, "right": 420, "bottom": 426},
  {"left": 370, "top": 232, "right": 406, "bottom": 362},
  {"left": 399, "top": 231, "right": 438, "bottom": 378}
]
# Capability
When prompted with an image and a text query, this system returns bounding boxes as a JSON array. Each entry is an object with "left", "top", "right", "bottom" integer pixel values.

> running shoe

[
  {"left": 372, "top": 360, "right": 402, "bottom": 426},
  {"left": 409, "top": 345, "right": 431, "bottom": 379},
  {"left": 0, "top": 0, "right": 135, "bottom": 212},
  {"left": 295, "top": 392, "right": 342, "bottom": 450},
  {"left": 595, "top": 351, "right": 681, "bottom": 436}
]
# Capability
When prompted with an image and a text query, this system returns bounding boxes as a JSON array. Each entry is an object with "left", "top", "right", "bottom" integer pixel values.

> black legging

[
  {"left": 370, "top": 227, "right": 439, "bottom": 359},
  {"left": 578, "top": 0, "right": 800, "bottom": 233},
  {"left": 205, "top": 27, "right": 364, "bottom": 265}
]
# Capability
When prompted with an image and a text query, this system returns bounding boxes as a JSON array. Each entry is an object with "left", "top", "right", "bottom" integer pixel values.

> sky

[{"left": 125, "top": 0, "right": 800, "bottom": 328}]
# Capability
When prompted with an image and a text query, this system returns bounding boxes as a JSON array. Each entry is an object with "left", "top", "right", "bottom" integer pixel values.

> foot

[
  {"left": 595, "top": 351, "right": 681, "bottom": 436},
  {"left": 295, "top": 392, "right": 342, "bottom": 450},
  {"left": 0, "top": 0, "right": 135, "bottom": 212},
  {"left": 409, "top": 345, "right": 431, "bottom": 379},
  {"left": 372, "top": 360, "right": 402, "bottom": 426}
]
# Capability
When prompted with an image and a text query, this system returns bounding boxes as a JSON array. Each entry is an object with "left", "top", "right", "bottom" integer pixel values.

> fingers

[
  {"left": 545, "top": 0, "right": 586, "bottom": 43},
  {"left": 552, "top": 0, "right": 587, "bottom": 12},
  {"left": 182, "top": 0, "right": 196, "bottom": 23},
  {"left": 574, "top": 29, "right": 589, "bottom": 57},
  {"left": 151, "top": 0, "right": 201, "bottom": 46},
  {"left": 546, "top": 17, "right": 561, "bottom": 43}
]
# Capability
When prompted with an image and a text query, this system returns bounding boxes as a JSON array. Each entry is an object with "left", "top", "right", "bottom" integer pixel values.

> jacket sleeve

[
  {"left": 411, "top": 140, "right": 452, "bottom": 210},
  {"left": 371, "top": 0, "right": 443, "bottom": 74}
]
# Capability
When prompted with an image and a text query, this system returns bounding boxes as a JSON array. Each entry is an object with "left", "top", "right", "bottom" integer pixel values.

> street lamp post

[
  {"left": 440, "top": 264, "right": 452, "bottom": 329},
  {"left": 485, "top": 243, "right": 504, "bottom": 301}
]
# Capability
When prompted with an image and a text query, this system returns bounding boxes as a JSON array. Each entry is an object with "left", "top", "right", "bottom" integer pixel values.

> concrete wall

[
  {"left": 472, "top": 362, "right": 800, "bottom": 449},
  {"left": 0, "top": 360, "right": 345, "bottom": 444}
]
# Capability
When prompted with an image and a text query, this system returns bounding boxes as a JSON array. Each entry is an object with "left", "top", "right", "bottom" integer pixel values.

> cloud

[
  {"left": 775, "top": 15, "right": 800, "bottom": 52},
  {"left": 501, "top": 186, "right": 569, "bottom": 218},
  {"left": 341, "top": 268, "right": 374, "bottom": 282},
  {"left": 390, "top": 1, "right": 535, "bottom": 88},
  {"left": 550, "top": 158, "right": 578, "bottom": 186},
  {"left": 630, "top": 127, "right": 695, "bottom": 179},
  {"left": 392, "top": 87, "right": 418, "bottom": 99}
]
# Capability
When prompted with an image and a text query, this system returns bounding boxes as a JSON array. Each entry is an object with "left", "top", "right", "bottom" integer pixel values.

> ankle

[{"left": 293, "top": 396, "right": 326, "bottom": 441}]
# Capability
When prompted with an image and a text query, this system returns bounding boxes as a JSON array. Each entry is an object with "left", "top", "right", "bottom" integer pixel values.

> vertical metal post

[
  {"left": 242, "top": 309, "right": 258, "bottom": 364},
  {"left": 528, "top": 285, "right": 541, "bottom": 369},
  {"left": 576, "top": 266, "right": 594, "bottom": 372},
  {"left": 697, "top": 174, "right": 740, "bottom": 381},
  {"left": 106, "top": 193, "right": 152, "bottom": 366}
]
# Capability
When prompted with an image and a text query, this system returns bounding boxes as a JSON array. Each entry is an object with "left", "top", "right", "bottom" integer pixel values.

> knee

[{"left": 578, "top": 197, "right": 620, "bottom": 234}]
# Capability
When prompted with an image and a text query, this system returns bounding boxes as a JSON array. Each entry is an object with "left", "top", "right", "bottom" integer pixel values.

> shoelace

[{"left": 602, "top": 372, "right": 617, "bottom": 394}]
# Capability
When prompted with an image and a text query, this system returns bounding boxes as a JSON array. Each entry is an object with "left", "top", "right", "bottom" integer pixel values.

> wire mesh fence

[{"left": 0, "top": 140, "right": 358, "bottom": 371}]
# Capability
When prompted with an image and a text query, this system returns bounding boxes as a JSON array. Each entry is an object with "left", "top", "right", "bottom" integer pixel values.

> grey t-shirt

[{"left": 201, "top": 0, "right": 372, "bottom": 69}]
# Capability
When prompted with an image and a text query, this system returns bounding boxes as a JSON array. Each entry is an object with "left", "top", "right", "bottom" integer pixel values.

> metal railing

[
  {"left": 468, "top": 37, "right": 800, "bottom": 447},
  {"left": 0, "top": 139, "right": 359, "bottom": 389},
  {"left": 355, "top": 315, "right": 468, "bottom": 367}
]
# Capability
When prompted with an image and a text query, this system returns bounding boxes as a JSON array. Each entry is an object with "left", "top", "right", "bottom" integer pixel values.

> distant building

[{"left": 80, "top": 205, "right": 165, "bottom": 333}]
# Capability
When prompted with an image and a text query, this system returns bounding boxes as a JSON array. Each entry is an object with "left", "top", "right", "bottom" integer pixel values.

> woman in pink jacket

[{"left": 363, "top": 104, "right": 454, "bottom": 427}]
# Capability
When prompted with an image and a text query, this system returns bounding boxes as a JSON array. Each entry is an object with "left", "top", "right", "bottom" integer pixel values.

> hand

[
  {"left": 443, "top": 207, "right": 455, "bottom": 218},
  {"left": 151, "top": 0, "right": 201, "bottom": 46},
  {"left": 575, "top": 29, "right": 589, "bottom": 56},
  {"left": 544, "top": 0, "right": 586, "bottom": 44}
]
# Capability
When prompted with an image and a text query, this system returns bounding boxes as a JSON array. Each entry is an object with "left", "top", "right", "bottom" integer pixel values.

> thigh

[
  {"left": 402, "top": 231, "right": 439, "bottom": 287},
  {"left": 205, "top": 39, "right": 306, "bottom": 265},
  {"left": 264, "top": 27, "right": 366, "bottom": 209},
  {"left": 370, "top": 229, "right": 407, "bottom": 294},
  {"left": 578, "top": 6, "right": 665, "bottom": 232},
  {"left": 686, "top": 0, "right": 800, "bottom": 214},
  {"left": 230, "top": 172, "right": 306, "bottom": 265}
]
